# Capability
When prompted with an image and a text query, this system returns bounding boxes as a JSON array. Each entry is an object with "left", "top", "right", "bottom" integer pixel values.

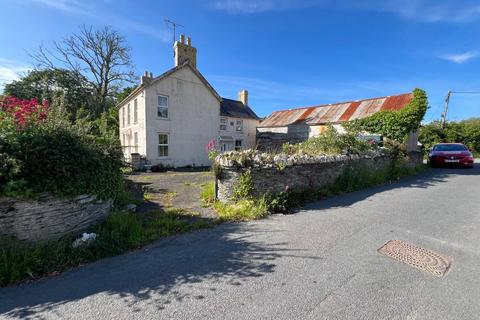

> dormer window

[{"left": 157, "top": 95, "right": 169, "bottom": 118}]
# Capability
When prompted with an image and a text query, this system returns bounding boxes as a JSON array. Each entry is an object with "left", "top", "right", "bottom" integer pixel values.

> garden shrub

[
  {"left": 0, "top": 96, "right": 124, "bottom": 200},
  {"left": 282, "top": 125, "right": 375, "bottom": 156}
]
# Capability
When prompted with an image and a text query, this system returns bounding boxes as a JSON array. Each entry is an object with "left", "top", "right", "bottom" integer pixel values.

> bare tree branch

[{"left": 27, "top": 25, "right": 136, "bottom": 116}]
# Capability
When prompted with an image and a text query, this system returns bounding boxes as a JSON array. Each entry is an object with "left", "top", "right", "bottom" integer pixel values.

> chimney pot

[
  {"left": 149, "top": 72, "right": 153, "bottom": 78},
  {"left": 186, "top": 36, "right": 191, "bottom": 46},
  {"left": 179, "top": 34, "right": 185, "bottom": 44}
]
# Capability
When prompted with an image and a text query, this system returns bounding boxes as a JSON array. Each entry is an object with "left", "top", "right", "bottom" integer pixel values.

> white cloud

[
  {"left": 213, "top": 0, "right": 321, "bottom": 14},
  {"left": 29, "top": 0, "right": 94, "bottom": 16},
  {"left": 439, "top": 51, "right": 478, "bottom": 64},
  {"left": 27, "top": 0, "right": 171, "bottom": 42},
  {"left": 0, "top": 59, "right": 30, "bottom": 91},
  {"left": 212, "top": 0, "right": 480, "bottom": 22}
]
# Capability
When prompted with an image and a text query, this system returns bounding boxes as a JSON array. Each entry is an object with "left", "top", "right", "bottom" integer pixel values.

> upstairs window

[
  {"left": 127, "top": 103, "right": 131, "bottom": 125},
  {"left": 158, "top": 95, "right": 169, "bottom": 118},
  {"left": 121, "top": 107, "right": 125, "bottom": 128},
  {"left": 235, "top": 139, "right": 242, "bottom": 151},
  {"left": 133, "top": 99, "right": 138, "bottom": 124},
  {"left": 220, "top": 117, "right": 227, "bottom": 131},
  {"left": 158, "top": 134, "right": 169, "bottom": 157},
  {"left": 236, "top": 120, "right": 243, "bottom": 132}
]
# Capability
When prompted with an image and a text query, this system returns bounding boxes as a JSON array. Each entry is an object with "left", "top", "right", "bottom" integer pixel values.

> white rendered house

[{"left": 117, "top": 35, "right": 260, "bottom": 167}]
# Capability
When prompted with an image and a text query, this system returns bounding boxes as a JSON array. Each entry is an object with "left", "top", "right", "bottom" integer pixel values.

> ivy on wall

[{"left": 346, "top": 88, "right": 428, "bottom": 143}]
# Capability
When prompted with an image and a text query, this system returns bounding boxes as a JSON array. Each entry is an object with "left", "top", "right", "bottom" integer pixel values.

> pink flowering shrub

[
  {"left": 205, "top": 138, "right": 218, "bottom": 161},
  {"left": 0, "top": 96, "right": 49, "bottom": 128},
  {"left": 0, "top": 96, "right": 124, "bottom": 199}
]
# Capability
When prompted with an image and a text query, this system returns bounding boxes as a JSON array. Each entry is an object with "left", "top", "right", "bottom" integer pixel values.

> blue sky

[{"left": 1, "top": 0, "right": 480, "bottom": 122}]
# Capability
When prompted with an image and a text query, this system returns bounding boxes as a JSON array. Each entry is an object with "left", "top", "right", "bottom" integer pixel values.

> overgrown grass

[
  {"left": 200, "top": 181, "right": 216, "bottom": 206},
  {"left": 0, "top": 208, "right": 211, "bottom": 287},
  {"left": 214, "top": 199, "right": 269, "bottom": 221}
]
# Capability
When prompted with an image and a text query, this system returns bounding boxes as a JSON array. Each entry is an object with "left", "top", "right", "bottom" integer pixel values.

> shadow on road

[
  {"left": 0, "top": 223, "right": 319, "bottom": 319},
  {"left": 301, "top": 165, "right": 479, "bottom": 212}
]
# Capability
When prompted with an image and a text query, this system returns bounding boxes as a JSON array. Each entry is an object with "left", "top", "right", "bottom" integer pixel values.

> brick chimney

[
  {"left": 174, "top": 34, "right": 197, "bottom": 68},
  {"left": 238, "top": 90, "right": 248, "bottom": 105}
]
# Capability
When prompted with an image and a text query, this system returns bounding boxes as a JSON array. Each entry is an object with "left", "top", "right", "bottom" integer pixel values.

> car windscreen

[{"left": 433, "top": 144, "right": 468, "bottom": 152}]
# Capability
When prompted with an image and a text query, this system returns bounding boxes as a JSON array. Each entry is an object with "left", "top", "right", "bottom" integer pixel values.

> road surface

[{"left": 1, "top": 165, "right": 480, "bottom": 319}]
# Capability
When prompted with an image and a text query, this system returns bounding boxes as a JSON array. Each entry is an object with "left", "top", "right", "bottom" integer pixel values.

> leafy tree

[
  {"left": 30, "top": 25, "right": 136, "bottom": 117},
  {"left": 3, "top": 68, "right": 91, "bottom": 120},
  {"left": 419, "top": 118, "right": 480, "bottom": 154},
  {"left": 418, "top": 121, "right": 445, "bottom": 151}
]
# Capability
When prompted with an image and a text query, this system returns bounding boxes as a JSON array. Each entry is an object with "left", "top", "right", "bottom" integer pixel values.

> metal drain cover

[{"left": 378, "top": 240, "right": 451, "bottom": 277}]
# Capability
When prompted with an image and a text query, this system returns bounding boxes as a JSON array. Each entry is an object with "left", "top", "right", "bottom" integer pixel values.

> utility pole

[
  {"left": 441, "top": 90, "right": 451, "bottom": 129},
  {"left": 164, "top": 19, "right": 184, "bottom": 45},
  {"left": 440, "top": 91, "right": 480, "bottom": 129}
]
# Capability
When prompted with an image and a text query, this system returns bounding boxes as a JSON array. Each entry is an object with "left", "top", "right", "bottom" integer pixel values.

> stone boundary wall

[
  {"left": 0, "top": 194, "right": 112, "bottom": 242},
  {"left": 217, "top": 153, "right": 392, "bottom": 202}
]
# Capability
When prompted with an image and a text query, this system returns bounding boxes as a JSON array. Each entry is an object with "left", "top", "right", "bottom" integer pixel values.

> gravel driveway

[{"left": 127, "top": 170, "right": 216, "bottom": 218}]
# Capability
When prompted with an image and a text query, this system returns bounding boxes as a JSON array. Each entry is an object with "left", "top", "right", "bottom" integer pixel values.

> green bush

[
  {"left": 419, "top": 118, "right": 480, "bottom": 154},
  {"left": 0, "top": 105, "right": 124, "bottom": 200},
  {"left": 282, "top": 125, "right": 375, "bottom": 156}
]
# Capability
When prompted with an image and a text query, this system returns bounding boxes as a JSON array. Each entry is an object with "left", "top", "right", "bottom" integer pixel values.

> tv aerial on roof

[{"left": 164, "top": 18, "right": 184, "bottom": 45}]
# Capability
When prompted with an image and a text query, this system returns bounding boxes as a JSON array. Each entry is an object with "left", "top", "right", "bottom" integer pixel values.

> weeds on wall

[{"left": 231, "top": 169, "right": 253, "bottom": 200}]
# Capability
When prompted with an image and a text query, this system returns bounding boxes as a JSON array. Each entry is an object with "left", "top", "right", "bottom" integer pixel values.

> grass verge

[{"left": 0, "top": 208, "right": 211, "bottom": 287}]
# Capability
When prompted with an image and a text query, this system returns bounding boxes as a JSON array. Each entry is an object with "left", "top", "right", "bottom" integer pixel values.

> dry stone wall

[
  {"left": 0, "top": 194, "right": 112, "bottom": 242},
  {"left": 217, "top": 153, "right": 392, "bottom": 201}
]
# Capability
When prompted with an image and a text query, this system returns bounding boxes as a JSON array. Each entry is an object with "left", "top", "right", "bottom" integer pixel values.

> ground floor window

[
  {"left": 158, "top": 134, "right": 169, "bottom": 157},
  {"left": 235, "top": 139, "right": 242, "bottom": 151},
  {"left": 134, "top": 132, "right": 138, "bottom": 153}
]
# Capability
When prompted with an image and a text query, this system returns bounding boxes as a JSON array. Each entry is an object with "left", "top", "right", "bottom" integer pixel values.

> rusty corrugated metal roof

[{"left": 259, "top": 93, "right": 413, "bottom": 127}]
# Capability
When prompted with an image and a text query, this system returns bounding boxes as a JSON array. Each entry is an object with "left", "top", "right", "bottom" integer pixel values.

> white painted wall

[
  {"left": 144, "top": 67, "right": 220, "bottom": 167},
  {"left": 219, "top": 116, "right": 260, "bottom": 150},
  {"left": 118, "top": 89, "right": 146, "bottom": 160}
]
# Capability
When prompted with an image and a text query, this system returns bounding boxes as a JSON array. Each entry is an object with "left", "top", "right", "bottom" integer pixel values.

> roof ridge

[{"left": 277, "top": 92, "right": 413, "bottom": 113}]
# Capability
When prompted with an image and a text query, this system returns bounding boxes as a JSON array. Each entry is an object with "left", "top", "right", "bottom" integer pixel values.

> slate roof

[
  {"left": 258, "top": 93, "right": 413, "bottom": 128},
  {"left": 220, "top": 98, "right": 260, "bottom": 120}
]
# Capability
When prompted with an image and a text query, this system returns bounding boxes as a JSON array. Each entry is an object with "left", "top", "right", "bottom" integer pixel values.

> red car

[{"left": 428, "top": 143, "right": 474, "bottom": 168}]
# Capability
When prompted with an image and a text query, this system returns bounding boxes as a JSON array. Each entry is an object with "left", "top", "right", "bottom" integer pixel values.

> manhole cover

[{"left": 378, "top": 240, "right": 451, "bottom": 277}]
